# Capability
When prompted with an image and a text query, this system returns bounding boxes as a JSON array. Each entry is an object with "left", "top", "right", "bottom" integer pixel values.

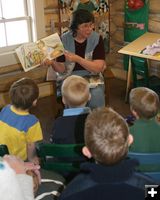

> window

[
  {"left": 0, "top": 0, "right": 32, "bottom": 48},
  {"left": 0, "top": 0, "right": 45, "bottom": 67}
]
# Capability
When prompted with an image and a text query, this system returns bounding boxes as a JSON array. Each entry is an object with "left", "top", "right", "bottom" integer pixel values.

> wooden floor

[{"left": 31, "top": 78, "right": 131, "bottom": 142}]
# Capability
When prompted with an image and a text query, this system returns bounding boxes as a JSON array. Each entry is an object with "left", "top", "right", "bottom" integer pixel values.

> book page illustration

[
  {"left": 15, "top": 33, "right": 64, "bottom": 72},
  {"left": 84, "top": 74, "right": 104, "bottom": 88}
]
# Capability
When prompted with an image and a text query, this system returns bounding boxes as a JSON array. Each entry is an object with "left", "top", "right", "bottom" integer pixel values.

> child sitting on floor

[
  {"left": 58, "top": 107, "right": 156, "bottom": 200},
  {"left": 0, "top": 78, "right": 43, "bottom": 164},
  {"left": 129, "top": 87, "right": 160, "bottom": 171},
  {"left": 50, "top": 75, "right": 91, "bottom": 144}
]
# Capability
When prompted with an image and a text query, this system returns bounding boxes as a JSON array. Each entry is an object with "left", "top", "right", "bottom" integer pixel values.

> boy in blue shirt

[{"left": 50, "top": 75, "right": 91, "bottom": 144}]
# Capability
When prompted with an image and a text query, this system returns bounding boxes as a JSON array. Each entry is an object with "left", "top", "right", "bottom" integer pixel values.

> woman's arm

[
  {"left": 51, "top": 60, "right": 65, "bottom": 73},
  {"left": 63, "top": 35, "right": 106, "bottom": 73},
  {"left": 64, "top": 52, "right": 105, "bottom": 73},
  {"left": 43, "top": 59, "right": 65, "bottom": 73}
]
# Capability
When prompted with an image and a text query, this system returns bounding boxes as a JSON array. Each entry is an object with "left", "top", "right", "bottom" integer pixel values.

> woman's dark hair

[{"left": 69, "top": 9, "right": 94, "bottom": 37}]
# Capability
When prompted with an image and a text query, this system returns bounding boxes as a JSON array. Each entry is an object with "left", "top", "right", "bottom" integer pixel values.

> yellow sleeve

[{"left": 26, "top": 121, "right": 43, "bottom": 143}]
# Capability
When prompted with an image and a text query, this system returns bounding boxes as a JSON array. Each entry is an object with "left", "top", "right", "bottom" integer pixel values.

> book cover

[{"left": 15, "top": 33, "right": 64, "bottom": 72}]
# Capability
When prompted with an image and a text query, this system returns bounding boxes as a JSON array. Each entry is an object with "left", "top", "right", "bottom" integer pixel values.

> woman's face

[{"left": 76, "top": 22, "right": 94, "bottom": 39}]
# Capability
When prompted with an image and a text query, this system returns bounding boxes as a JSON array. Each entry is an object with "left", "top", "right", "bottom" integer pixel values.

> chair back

[
  {"left": 0, "top": 144, "right": 9, "bottom": 157},
  {"left": 131, "top": 56, "right": 149, "bottom": 87},
  {"left": 128, "top": 151, "right": 160, "bottom": 182},
  {"left": 131, "top": 56, "right": 160, "bottom": 94},
  {"left": 36, "top": 143, "right": 86, "bottom": 173}
]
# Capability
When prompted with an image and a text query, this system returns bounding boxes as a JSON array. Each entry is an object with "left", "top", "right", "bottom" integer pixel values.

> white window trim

[{"left": 0, "top": 0, "right": 46, "bottom": 67}]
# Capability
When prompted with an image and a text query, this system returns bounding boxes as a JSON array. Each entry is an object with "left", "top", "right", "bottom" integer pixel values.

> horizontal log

[
  {"left": 0, "top": 81, "right": 56, "bottom": 108},
  {"left": 149, "top": 0, "right": 160, "bottom": 14},
  {"left": 0, "top": 64, "right": 22, "bottom": 75},
  {"left": 44, "top": 0, "right": 58, "bottom": 8},
  {"left": 0, "top": 66, "right": 48, "bottom": 92},
  {"left": 111, "top": 0, "right": 124, "bottom": 12},
  {"left": 110, "top": 22, "right": 117, "bottom": 35},
  {"left": 148, "top": 17, "right": 160, "bottom": 33},
  {"left": 112, "top": 14, "right": 124, "bottom": 28},
  {"left": 111, "top": 30, "right": 124, "bottom": 45}
]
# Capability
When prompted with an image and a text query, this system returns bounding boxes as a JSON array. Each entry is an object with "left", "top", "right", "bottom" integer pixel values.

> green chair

[
  {"left": 0, "top": 144, "right": 9, "bottom": 157},
  {"left": 128, "top": 152, "right": 160, "bottom": 182},
  {"left": 36, "top": 143, "right": 86, "bottom": 174},
  {"left": 131, "top": 56, "right": 160, "bottom": 93}
]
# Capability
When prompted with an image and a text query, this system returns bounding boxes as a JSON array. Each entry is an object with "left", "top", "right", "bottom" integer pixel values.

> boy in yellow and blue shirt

[{"left": 0, "top": 78, "right": 43, "bottom": 164}]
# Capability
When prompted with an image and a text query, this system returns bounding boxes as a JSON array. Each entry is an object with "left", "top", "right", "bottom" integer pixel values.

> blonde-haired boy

[
  {"left": 50, "top": 75, "right": 91, "bottom": 144},
  {"left": 62, "top": 75, "right": 91, "bottom": 108}
]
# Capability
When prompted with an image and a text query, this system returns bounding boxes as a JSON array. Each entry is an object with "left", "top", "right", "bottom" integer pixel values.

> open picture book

[
  {"left": 84, "top": 74, "right": 104, "bottom": 88},
  {"left": 15, "top": 33, "right": 64, "bottom": 72}
]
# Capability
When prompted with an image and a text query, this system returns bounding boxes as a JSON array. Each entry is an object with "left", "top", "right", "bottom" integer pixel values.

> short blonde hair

[
  {"left": 85, "top": 107, "right": 129, "bottom": 165},
  {"left": 62, "top": 75, "right": 90, "bottom": 107},
  {"left": 129, "top": 87, "right": 159, "bottom": 119}
]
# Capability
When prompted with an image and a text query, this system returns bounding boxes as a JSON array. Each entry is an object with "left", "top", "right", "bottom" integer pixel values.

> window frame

[{"left": 0, "top": 0, "right": 45, "bottom": 67}]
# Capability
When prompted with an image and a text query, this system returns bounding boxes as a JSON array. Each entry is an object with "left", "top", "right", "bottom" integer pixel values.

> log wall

[
  {"left": 44, "top": 0, "right": 160, "bottom": 79},
  {"left": 109, "top": 0, "right": 160, "bottom": 79},
  {"left": 0, "top": 64, "right": 56, "bottom": 108}
]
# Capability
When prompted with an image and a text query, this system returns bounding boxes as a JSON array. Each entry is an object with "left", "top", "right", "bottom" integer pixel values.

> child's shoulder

[
  {"left": 0, "top": 104, "right": 11, "bottom": 113},
  {"left": 26, "top": 113, "right": 39, "bottom": 123}
]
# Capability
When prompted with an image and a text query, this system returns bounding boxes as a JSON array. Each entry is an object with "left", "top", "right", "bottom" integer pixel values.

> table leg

[
  {"left": 125, "top": 55, "right": 132, "bottom": 102},
  {"left": 147, "top": 59, "right": 150, "bottom": 68}
]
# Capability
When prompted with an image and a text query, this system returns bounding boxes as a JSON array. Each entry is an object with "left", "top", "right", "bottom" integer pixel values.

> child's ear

[
  {"left": 88, "top": 93, "right": 91, "bottom": 101},
  {"left": 130, "top": 107, "right": 139, "bottom": 119},
  {"left": 32, "top": 99, "right": 37, "bottom": 106},
  {"left": 62, "top": 96, "right": 66, "bottom": 105},
  {"left": 128, "top": 134, "right": 134, "bottom": 146},
  {"left": 82, "top": 146, "right": 92, "bottom": 159}
]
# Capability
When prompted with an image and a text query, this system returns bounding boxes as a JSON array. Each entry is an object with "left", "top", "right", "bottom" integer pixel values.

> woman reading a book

[{"left": 45, "top": 9, "right": 106, "bottom": 109}]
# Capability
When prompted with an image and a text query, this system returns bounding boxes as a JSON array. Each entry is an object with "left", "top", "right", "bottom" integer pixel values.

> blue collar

[{"left": 63, "top": 107, "right": 91, "bottom": 117}]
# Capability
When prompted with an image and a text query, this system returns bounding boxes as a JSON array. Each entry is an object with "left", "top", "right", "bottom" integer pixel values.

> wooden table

[{"left": 118, "top": 32, "right": 160, "bottom": 101}]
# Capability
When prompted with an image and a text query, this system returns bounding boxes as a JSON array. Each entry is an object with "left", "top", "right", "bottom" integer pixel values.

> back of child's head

[
  {"left": 129, "top": 87, "right": 159, "bottom": 119},
  {"left": 9, "top": 77, "right": 39, "bottom": 110},
  {"left": 62, "top": 75, "right": 90, "bottom": 107},
  {"left": 84, "top": 107, "right": 130, "bottom": 165}
]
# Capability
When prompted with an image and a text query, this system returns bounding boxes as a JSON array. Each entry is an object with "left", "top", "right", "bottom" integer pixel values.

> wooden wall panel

[
  {"left": 149, "top": 0, "right": 160, "bottom": 13},
  {"left": 0, "top": 81, "right": 55, "bottom": 108},
  {"left": 0, "top": 66, "right": 48, "bottom": 92},
  {"left": 109, "top": 0, "right": 160, "bottom": 79}
]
